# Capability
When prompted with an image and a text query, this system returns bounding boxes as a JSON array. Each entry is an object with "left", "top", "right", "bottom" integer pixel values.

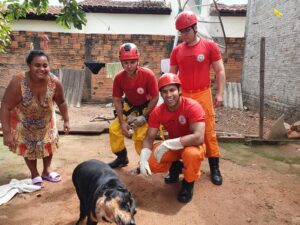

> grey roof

[
  {"left": 78, "top": 0, "right": 171, "bottom": 15},
  {"left": 25, "top": 2, "right": 246, "bottom": 20},
  {"left": 25, "top": 1, "right": 172, "bottom": 20}
]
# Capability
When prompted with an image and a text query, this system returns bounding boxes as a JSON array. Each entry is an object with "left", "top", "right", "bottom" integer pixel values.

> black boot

[
  {"left": 208, "top": 157, "right": 223, "bottom": 185},
  {"left": 108, "top": 148, "right": 129, "bottom": 168},
  {"left": 177, "top": 179, "right": 194, "bottom": 203},
  {"left": 164, "top": 160, "right": 183, "bottom": 184}
]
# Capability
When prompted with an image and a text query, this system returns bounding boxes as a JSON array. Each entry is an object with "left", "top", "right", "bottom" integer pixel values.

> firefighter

[
  {"left": 139, "top": 73, "right": 206, "bottom": 203},
  {"left": 108, "top": 43, "right": 159, "bottom": 168},
  {"left": 169, "top": 11, "right": 226, "bottom": 185}
]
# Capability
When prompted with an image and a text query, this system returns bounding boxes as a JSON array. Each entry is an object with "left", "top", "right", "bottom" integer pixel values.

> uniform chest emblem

[
  {"left": 137, "top": 87, "right": 145, "bottom": 95},
  {"left": 197, "top": 54, "right": 205, "bottom": 62},
  {"left": 178, "top": 115, "right": 187, "bottom": 125}
]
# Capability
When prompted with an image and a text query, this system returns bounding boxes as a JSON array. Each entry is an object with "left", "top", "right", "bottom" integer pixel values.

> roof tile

[
  {"left": 211, "top": 3, "right": 247, "bottom": 16},
  {"left": 79, "top": 0, "right": 171, "bottom": 15}
]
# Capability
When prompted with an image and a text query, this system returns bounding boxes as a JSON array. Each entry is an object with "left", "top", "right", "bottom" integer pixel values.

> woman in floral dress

[{"left": 1, "top": 50, "right": 70, "bottom": 186}]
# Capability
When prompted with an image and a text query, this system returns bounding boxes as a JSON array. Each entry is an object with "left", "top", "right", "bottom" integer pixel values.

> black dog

[{"left": 72, "top": 159, "right": 136, "bottom": 225}]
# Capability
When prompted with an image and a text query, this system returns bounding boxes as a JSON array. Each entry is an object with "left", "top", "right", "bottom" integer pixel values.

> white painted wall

[
  {"left": 12, "top": 1, "right": 245, "bottom": 37},
  {"left": 12, "top": 20, "right": 83, "bottom": 33},
  {"left": 83, "top": 13, "right": 178, "bottom": 35},
  {"left": 12, "top": 13, "right": 178, "bottom": 35},
  {"left": 209, "top": 16, "right": 246, "bottom": 38},
  {"left": 12, "top": 1, "right": 179, "bottom": 35}
]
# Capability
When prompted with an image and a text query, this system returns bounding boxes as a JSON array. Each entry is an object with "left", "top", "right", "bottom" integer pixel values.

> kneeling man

[{"left": 139, "top": 73, "right": 206, "bottom": 203}]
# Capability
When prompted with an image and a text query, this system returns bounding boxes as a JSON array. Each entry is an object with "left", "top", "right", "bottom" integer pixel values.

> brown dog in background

[{"left": 72, "top": 159, "right": 136, "bottom": 225}]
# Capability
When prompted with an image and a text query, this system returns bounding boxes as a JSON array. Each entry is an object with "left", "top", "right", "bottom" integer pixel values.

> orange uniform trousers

[
  {"left": 182, "top": 88, "right": 220, "bottom": 158},
  {"left": 148, "top": 142, "right": 205, "bottom": 183}
]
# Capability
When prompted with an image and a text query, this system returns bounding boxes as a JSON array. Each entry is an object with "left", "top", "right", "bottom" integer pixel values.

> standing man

[
  {"left": 139, "top": 73, "right": 206, "bottom": 203},
  {"left": 108, "top": 43, "right": 159, "bottom": 168},
  {"left": 170, "top": 11, "right": 226, "bottom": 185}
]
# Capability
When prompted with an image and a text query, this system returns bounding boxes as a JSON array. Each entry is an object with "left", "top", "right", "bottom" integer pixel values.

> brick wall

[
  {"left": 242, "top": 0, "right": 300, "bottom": 121},
  {"left": 0, "top": 31, "right": 174, "bottom": 102},
  {"left": 0, "top": 31, "right": 244, "bottom": 102},
  {"left": 222, "top": 38, "right": 244, "bottom": 82},
  {"left": 85, "top": 33, "right": 174, "bottom": 102}
]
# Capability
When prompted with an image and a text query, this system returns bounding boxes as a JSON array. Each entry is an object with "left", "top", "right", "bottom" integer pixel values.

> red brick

[{"left": 0, "top": 32, "right": 245, "bottom": 101}]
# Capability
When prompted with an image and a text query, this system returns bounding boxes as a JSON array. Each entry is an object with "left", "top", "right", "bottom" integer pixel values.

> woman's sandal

[
  {"left": 32, "top": 176, "right": 43, "bottom": 187},
  {"left": 42, "top": 172, "right": 62, "bottom": 183}
]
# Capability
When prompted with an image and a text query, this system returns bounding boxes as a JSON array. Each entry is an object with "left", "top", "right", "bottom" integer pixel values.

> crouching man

[
  {"left": 108, "top": 43, "right": 159, "bottom": 168},
  {"left": 139, "top": 73, "right": 206, "bottom": 203}
]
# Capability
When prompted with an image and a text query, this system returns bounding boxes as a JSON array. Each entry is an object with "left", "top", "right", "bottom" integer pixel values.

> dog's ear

[
  {"left": 131, "top": 201, "right": 137, "bottom": 215},
  {"left": 116, "top": 187, "right": 127, "bottom": 192},
  {"left": 104, "top": 189, "right": 115, "bottom": 200},
  {"left": 128, "top": 192, "right": 136, "bottom": 215}
]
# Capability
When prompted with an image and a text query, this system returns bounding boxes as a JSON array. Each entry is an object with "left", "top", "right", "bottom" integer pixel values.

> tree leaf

[{"left": 0, "top": 0, "right": 86, "bottom": 52}]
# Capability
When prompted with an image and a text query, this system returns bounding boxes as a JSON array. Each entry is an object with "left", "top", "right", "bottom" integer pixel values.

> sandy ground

[
  {"left": 1, "top": 104, "right": 299, "bottom": 225},
  {"left": 55, "top": 104, "right": 276, "bottom": 137},
  {"left": 0, "top": 133, "right": 300, "bottom": 225}
]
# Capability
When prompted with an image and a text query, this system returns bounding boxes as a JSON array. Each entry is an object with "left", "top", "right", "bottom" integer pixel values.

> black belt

[{"left": 123, "top": 97, "right": 149, "bottom": 117}]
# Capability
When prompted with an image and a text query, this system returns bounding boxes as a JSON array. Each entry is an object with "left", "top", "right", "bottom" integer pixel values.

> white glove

[
  {"left": 154, "top": 138, "right": 184, "bottom": 163},
  {"left": 139, "top": 148, "right": 152, "bottom": 176}
]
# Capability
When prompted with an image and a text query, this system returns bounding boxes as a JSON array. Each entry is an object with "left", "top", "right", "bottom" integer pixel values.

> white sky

[
  {"left": 217, "top": 0, "right": 248, "bottom": 4},
  {"left": 48, "top": 0, "right": 248, "bottom": 6}
]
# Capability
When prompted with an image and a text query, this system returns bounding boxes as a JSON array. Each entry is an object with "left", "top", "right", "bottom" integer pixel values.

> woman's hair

[{"left": 26, "top": 50, "right": 50, "bottom": 65}]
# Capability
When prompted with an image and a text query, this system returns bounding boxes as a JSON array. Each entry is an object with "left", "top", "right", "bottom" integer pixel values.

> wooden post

[{"left": 259, "top": 37, "right": 265, "bottom": 139}]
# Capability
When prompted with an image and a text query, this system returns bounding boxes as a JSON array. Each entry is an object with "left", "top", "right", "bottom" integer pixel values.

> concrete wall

[
  {"left": 12, "top": 13, "right": 177, "bottom": 35},
  {"left": 209, "top": 16, "right": 246, "bottom": 38},
  {"left": 12, "top": 1, "right": 179, "bottom": 35},
  {"left": 12, "top": 1, "right": 245, "bottom": 38},
  {"left": 242, "top": 0, "right": 300, "bottom": 121}
]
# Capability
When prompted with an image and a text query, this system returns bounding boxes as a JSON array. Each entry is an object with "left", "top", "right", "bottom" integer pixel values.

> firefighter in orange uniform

[
  {"left": 170, "top": 11, "right": 226, "bottom": 185},
  {"left": 139, "top": 73, "right": 206, "bottom": 203},
  {"left": 108, "top": 43, "right": 159, "bottom": 168}
]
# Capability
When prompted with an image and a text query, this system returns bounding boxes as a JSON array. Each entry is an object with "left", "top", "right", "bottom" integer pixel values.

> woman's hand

[
  {"left": 63, "top": 121, "right": 70, "bottom": 135},
  {"left": 3, "top": 132, "right": 16, "bottom": 149}
]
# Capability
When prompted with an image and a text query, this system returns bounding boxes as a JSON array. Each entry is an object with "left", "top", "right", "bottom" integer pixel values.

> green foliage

[
  {"left": 56, "top": 0, "right": 86, "bottom": 29},
  {"left": 0, "top": 4, "right": 11, "bottom": 53},
  {"left": 0, "top": 0, "right": 87, "bottom": 53}
]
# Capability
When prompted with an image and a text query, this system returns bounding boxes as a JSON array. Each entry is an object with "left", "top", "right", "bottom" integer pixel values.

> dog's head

[{"left": 92, "top": 187, "right": 136, "bottom": 225}]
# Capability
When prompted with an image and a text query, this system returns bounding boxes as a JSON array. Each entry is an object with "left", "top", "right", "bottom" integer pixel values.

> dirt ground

[
  {"left": 57, "top": 104, "right": 277, "bottom": 137},
  {"left": 0, "top": 105, "right": 300, "bottom": 225}
]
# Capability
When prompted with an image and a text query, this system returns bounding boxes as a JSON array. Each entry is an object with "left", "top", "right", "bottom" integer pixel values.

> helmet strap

[
  {"left": 191, "top": 24, "right": 197, "bottom": 34},
  {"left": 178, "top": 85, "right": 182, "bottom": 96}
]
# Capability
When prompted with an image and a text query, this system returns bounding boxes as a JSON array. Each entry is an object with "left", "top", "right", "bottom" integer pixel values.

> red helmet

[
  {"left": 158, "top": 73, "right": 181, "bottom": 90},
  {"left": 119, "top": 43, "right": 140, "bottom": 61},
  {"left": 175, "top": 11, "right": 198, "bottom": 30}
]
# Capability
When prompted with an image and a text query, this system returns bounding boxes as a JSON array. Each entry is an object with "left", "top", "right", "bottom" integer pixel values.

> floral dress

[{"left": 10, "top": 72, "right": 59, "bottom": 160}]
